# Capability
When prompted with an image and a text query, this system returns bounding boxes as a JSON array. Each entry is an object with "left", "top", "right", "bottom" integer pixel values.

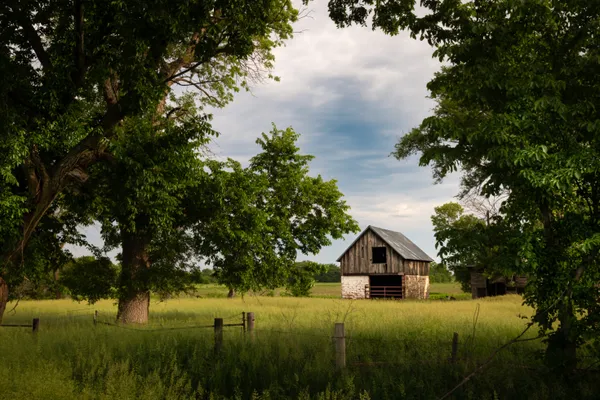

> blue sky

[{"left": 68, "top": 0, "right": 461, "bottom": 264}]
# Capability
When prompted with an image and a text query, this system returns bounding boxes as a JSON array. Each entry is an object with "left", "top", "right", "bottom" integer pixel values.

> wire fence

[{"left": 4, "top": 310, "right": 598, "bottom": 400}]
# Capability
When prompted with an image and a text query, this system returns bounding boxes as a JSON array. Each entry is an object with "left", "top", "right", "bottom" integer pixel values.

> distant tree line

[
  {"left": 13, "top": 257, "right": 341, "bottom": 301},
  {"left": 429, "top": 262, "right": 453, "bottom": 284}
]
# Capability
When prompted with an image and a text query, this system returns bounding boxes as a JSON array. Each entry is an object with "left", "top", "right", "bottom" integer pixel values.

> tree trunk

[
  {"left": 545, "top": 299, "right": 578, "bottom": 372},
  {"left": 117, "top": 290, "right": 150, "bottom": 324},
  {"left": 0, "top": 277, "right": 8, "bottom": 324},
  {"left": 539, "top": 202, "right": 579, "bottom": 372},
  {"left": 227, "top": 287, "right": 236, "bottom": 298},
  {"left": 116, "top": 230, "right": 151, "bottom": 324}
]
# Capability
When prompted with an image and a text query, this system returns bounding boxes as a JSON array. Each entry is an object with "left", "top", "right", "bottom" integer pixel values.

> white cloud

[
  {"left": 70, "top": 0, "right": 459, "bottom": 265},
  {"left": 203, "top": 0, "right": 458, "bottom": 263}
]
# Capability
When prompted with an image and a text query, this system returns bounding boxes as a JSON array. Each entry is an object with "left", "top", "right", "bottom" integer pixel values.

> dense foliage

[
  {"left": 192, "top": 126, "right": 360, "bottom": 296},
  {"left": 0, "top": 0, "right": 299, "bottom": 322},
  {"left": 61, "top": 126, "right": 357, "bottom": 315},
  {"left": 324, "top": 0, "right": 600, "bottom": 369},
  {"left": 60, "top": 256, "right": 119, "bottom": 304}
]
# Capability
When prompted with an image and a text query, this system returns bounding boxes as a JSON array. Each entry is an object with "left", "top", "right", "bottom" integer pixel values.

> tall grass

[{"left": 1, "top": 296, "right": 598, "bottom": 399}]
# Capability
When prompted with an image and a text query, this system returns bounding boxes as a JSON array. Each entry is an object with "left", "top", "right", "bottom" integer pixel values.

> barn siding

[
  {"left": 470, "top": 271, "right": 487, "bottom": 288},
  {"left": 515, "top": 276, "right": 527, "bottom": 288},
  {"left": 341, "top": 230, "right": 411, "bottom": 275}
]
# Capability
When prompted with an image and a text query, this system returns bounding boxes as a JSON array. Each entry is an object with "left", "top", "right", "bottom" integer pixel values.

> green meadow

[
  {"left": 191, "top": 282, "right": 469, "bottom": 300},
  {"left": 1, "top": 289, "right": 598, "bottom": 399}
]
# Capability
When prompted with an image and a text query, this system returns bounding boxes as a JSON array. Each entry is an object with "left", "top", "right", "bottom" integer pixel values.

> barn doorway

[
  {"left": 369, "top": 275, "right": 403, "bottom": 299},
  {"left": 486, "top": 280, "right": 507, "bottom": 297}
]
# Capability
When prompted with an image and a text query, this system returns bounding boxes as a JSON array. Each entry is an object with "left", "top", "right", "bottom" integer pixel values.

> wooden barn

[
  {"left": 337, "top": 225, "right": 433, "bottom": 300},
  {"left": 468, "top": 267, "right": 527, "bottom": 299}
]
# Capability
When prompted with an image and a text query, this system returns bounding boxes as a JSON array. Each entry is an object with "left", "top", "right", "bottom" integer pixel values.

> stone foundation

[
  {"left": 341, "top": 275, "right": 369, "bottom": 299},
  {"left": 404, "top": 275, "right": 430, "bottom": 299}
]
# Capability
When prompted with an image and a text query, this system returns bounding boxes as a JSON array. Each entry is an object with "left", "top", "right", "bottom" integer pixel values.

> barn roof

[{"left": 336, "top": 225, "right": 434, "bottom": 262}]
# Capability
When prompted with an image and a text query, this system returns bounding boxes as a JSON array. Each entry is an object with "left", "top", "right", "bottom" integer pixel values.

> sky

[{"left": 68, "top": 0, "right": 461, "bottom": 265}]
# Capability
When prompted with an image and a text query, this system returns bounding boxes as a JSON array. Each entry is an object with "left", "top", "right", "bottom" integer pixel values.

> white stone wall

[
  {"left": 404, "top": 275, "right": 430, "bottom": 299},
  {"left": 341, "top": 275, "right": 369, "bottom": 299}
]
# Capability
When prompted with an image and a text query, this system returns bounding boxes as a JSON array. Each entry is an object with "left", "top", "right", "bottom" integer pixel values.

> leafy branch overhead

[
  {"left": 326, "top": 0, "right": 600, "bottom": 369},
  {"left": 0, "top": 0, "right": 300, "bottom": 321}
]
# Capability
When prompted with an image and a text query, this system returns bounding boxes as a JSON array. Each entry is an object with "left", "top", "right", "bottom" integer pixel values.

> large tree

[
  {"left": 67, "top": 125, "right": 358, "bottom": 323},
  {"left": 324, "top": 0, "right": 600, "bottom": 370},
  {"left": 67, "top": 99, "right": 215, "bottom": 323},
  {"left": 191, "top": 126, "right": 360, "bottom": 297},
  {"left": 0, "top": 0, "right": 298, "bottom": 322}
]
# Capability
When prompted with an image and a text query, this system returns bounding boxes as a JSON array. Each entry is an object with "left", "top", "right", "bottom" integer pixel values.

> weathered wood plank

[{"left": 339, "top": 227, "right": 430, "bottom": 277}]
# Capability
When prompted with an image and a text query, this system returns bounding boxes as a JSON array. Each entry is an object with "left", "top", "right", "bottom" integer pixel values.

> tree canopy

[
  {"left": 192, "top": 126, "right": 360, "bottom": 295},
  {"left": 0, "top": 0, "right": 299, "bottom": 322},
  {"left": 428, "top": 261, "right": 453, "bottom": 284},
  {"left": 60, "top": 125, "right": 358, "bottom": 320},
  {"left": 324, "top": 0, "right": 600, "bottom": 369}
]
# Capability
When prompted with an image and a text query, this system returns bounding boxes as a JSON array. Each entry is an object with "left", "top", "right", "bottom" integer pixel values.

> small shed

[
  {"left": 468, "top": 267, "right": 527, "bottom": 299},
  {"left": 337, "top": 225, "right": 433, "bottom": 300}
]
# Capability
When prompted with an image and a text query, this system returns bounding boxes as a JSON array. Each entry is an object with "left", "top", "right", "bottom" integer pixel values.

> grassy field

[
  {"left": 191, "top": 282, "right": 469, "bottom": 299},
  {"left": 1, "top": 294, "right": 597, "bottom": 399}
]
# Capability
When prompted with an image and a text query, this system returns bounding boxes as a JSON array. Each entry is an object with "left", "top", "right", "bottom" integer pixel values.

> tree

[
  {"left": 60, "top": 256, "right": 119, "bottom": 304},
  {"left": 428, "top": 262, "right": 452, "bottom": 284},
  {"left": 323, "top": 0, "right": 600, "bottom": 370},
  {"left": 5, "top": 204, "right": 82, "bottom": 302},
  {"left": 192, "top": 126, "right": 360, "bottom": 296},
  {"left": 63, "top": 125, "right": 357, "bottom": 322},
  {"left": 311, "top": 263, "right": 341, "bottom": 283},
  {"left": 284, "top": 262, "right": 328, "bottom": 297},
  {"left": 431, "top": 201, "right": 529, "bottom": 292},
  {"left": 431, "top": 202, "right": 487, "bottom": 291},
  {"left": 0, "top": 0, "right": 298, "bottom": 322},
  {"left": 64, "top": 90, "right": 220, "bottom": 323}
]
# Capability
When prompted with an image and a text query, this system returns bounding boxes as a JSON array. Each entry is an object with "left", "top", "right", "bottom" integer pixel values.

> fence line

[
  {"left": 0, "top": 317, "right": 39, "bottom": 332},
  {"left": 3, "top": 312, "right": 562, "bottom": 399},
  {"left": 96, "top": 321, "right": 216, "bottom": 332}
]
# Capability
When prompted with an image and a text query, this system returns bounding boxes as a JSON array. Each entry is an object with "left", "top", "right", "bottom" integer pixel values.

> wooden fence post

[
  {"left": 451, "top": 332, "right": 459, "bottom": 363},
  {"left": 214, "top": 318, "right": 223, "bottom": 354},
  {"left": 94, "top": 310, "right": 98, "bottom": 326},
  {"left": 247, "top": 312, "right": 255, "bottom": 341},
  {"left": 242, "top": 312, "right": 246, "bottom": 334},
  {"left": 32, "top": 318, "right": 39, "bottom": 333},
  {"left": 334, "top": 322, "right": 346, "bottom": 370}
]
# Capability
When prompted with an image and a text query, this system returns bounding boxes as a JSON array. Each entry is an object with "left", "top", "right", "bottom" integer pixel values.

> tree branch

[
  {"left": 72, "top": 0, "right": 85, "bottom": 87},
  {"left": 164, "top": 44, "right": 234, "bottom": 83},
  {"left": 22, "top": 145, "right": 49, "bottom": 201},
  {"left": 22, "top": 159, "right": 40, "bottom": 199},
  {"left": 173, "top": 77, "right": 226, "bottom": 107},
  {"left": 14, "top": 8, "right": 52, "bottom": 70}
]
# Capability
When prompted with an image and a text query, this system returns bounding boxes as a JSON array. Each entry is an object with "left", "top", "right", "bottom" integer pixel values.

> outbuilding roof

[{"left": 336, "top": 225, "right": 434, "bottom": 262}]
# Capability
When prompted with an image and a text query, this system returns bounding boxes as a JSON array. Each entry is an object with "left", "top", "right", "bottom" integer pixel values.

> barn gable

[
  {"left": 336, "top": 225, "right": 433, "bottom": 277},
  {"left": 336, "top": 225, "right": 433, "bottom": 263}
]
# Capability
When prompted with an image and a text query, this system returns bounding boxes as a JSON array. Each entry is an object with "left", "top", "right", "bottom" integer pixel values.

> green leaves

[
  {"left": 357, "top": 0, "right": 600, "bottom": 365},
  {"left": 60, "top": 256, "right": 119, "bottom": 304},
  {"left": 192, "top": 125, "right": 359, "bottom": 294},
  {"left": 0, "top": 0, "right": 300, "bottom": 298}
]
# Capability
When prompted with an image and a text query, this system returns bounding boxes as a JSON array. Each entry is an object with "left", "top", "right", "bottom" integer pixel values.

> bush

[
  {"left": 60, "top": 256, "right": 119, "bottom": 303},
  {"left": 284, "top": 261, "right": 328, "bottom": 297},
  {"left": 429, "top": 261, "right": 453, "bottom": 283}
]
